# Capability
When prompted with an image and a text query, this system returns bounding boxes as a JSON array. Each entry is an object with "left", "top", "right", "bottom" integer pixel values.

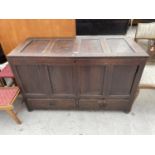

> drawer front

[
  {"left": 27, "top": 99, "right": 76, "bottom": 110},
  {"left": 79, "top": 99, "right": 129, "bottom": 110},
  {"left": 79, "top": 99, "right": 106, "bottom": 110},
  {"left": 103, "top": 99, "right": 129, "bottom": 111}
]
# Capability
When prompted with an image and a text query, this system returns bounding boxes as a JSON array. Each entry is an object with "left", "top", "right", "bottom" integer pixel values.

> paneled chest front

[{"left": 7, "top": 36, "right": 148, "bottom": 112}]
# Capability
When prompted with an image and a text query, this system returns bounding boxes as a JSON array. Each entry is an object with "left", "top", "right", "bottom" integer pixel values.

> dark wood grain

[
  {"left": 107, "top": 65, "right": 138, "bottom": 98},
  {"left": 8, "top": 37, "right": 148, "bottom": 57},
  {"left": 78, "top": 65, "right": 105, "bottom": 97},
  {"left": 48, "top": 65, "right": 75, "bottom": 96},
  {"left": 79, "top": 99, "right": 129, "bottom": 111},
  {"left": 27, "top": 99, "right": 76, "bottom": 110},
  {"left": 15, "top": 65, "right": 51, "bottom": 98},
  {"left": 7, "top": 36, "right": 148, "bottom": 112}
]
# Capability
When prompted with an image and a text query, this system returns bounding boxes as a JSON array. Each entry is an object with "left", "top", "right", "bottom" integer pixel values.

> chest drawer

[
  {"left": 79, "top": 99, "right": 129, "bottom": 111},
  {"left": 27, "top": 99, "right": 76, "bottom": 110},
  {"left": 79, "top": 99, "right": 106, "bottom": 110},
  {"left": 103, "top": 99, "right": 129, "bottom": 111}
]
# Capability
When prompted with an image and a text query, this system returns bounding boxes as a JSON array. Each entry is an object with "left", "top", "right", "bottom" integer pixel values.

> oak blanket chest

[{"left": 7, "top": 36, "right": 148, "bottom": 112}]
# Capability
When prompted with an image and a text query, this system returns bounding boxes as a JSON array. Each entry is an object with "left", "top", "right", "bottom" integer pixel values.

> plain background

[{"left": 0, "top": 0, "right": 155, "bottom": 155}]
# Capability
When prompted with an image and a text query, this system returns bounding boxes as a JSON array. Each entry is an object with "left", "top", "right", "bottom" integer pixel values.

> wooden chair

[
  {"left": 0, "top": 64, "right": 15, "bottom": 86},
  {"left": 135, "top": 22, "right": 155, "bottom": 52},
  {"left": 135, "top": 22, "right": 155, "bottom": 90},
  {"left": 135, "top": 22, "right": 155, "bottom": 41},
  {"left": 0, "top": 87, "right": 22, "bottom": 124}
]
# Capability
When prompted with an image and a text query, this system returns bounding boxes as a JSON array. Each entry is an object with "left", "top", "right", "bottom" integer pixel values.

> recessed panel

[
  {"left": 16, "top": 65, "right": 50, "bottom": 96},
  {"left": 78, "top": 66, "right": 105, "bottom": 96},
  {"left": 80, "top": 39, "right": 103, "bottom": 53},
  {"left": 21, "top": 40, "right": 50, "bottom": 53},
  {"left": 49, "top": 66, "right": 75, "bottom": 95},
  {"left": 109, "top": 65, "right": 137, "bottom": 96},
  {"left": 106, "top": 38, "right": 135, "bottom": 54},
  {"left": 52, "top": 40, "right": 74, "bottom": 53}
]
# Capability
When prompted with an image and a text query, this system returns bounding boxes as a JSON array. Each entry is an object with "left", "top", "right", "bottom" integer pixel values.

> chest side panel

[
  {"left": 13, "top": 64, "right": 51, "bottom": 98},
  {"left": 107, "top": 64, "right": 139, "bottom": 98}
]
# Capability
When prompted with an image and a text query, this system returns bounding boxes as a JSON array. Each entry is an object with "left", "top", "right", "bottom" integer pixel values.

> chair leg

[{"left": 6, "top": 109, "right": 22, "bottom": 124}]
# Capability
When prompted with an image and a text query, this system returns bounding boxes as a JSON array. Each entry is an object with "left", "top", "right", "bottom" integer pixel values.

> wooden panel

[
  {"left": 80, "top": 39, "right": 103, "bottom": 53},
  {"left": 78, "top": 65, "right": 105, "bottom": 96},
  {"left": 7, "top": 37, "right": 148, "bottom": 57},
  {"left": 108, "top": 65, "right": 138, "bottom": 97},
  {"left": 27, "top": 99, "right": 76, "bottom": 110},
  {"left": 21, "top": 40, "right": 51, "bottom": 53},
  {"left": 79, "top": 99, "right": 105, "bottom": 110},
  {"left": 79, "top": 99, "right": 129, "bottom": 111},
  {"left": 48, "top": 66, "right": 75, "bottom": 96},
  {"left": 52, "top": 39, "right": 74, "bottom": 53},
  {"left": 7, "top": 37, "right": 148, "bottom": 112},
  {"left": 106, "top": 38, "right": 134, "bottom": 54},
  {"left": 0, "top": 19, "right": 76, "bottom": 54},
  {"left": 15, "top": 65, "right": 51, "bottom": 98},
  {"left": 103, "top": 99, "right": 129, "bottom": 111}
]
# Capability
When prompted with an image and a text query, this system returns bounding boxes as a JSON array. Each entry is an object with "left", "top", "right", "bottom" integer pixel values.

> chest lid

[{"left": 8, "top": 36, "right": 148, "bottom": 58}]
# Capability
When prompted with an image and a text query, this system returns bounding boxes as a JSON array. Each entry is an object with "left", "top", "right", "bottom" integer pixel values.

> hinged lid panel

[{"left": 8, "top": 36, "right": 148, "bottom": 58}]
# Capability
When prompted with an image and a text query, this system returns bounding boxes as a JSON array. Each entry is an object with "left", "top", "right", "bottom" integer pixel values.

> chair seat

[
  {"left": 0, "top": 87, "right": 19, "bottom": 106},
  {"left": 0, "top": 64, "right": 14, "bottom": 78}
]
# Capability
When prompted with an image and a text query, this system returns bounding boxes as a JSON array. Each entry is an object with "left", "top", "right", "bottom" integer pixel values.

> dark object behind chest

[{"left": 76, "top": 19, "right": 129, "bottom": 35}]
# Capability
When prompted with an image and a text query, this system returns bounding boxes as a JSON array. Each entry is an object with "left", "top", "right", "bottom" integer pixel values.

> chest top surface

[{"left": 8, "top": 36, "right": 148, "bottom": 58}]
